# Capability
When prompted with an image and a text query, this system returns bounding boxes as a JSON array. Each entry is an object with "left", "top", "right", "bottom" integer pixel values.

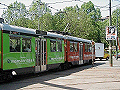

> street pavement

[{"left": 0, "top": 57, "right": 120, "bottom": 90}]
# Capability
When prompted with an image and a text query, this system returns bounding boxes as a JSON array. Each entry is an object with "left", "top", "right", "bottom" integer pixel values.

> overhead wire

[
  {"left": 73, "top": 0, "right": 109, "bottom": 8},
  {"left": 99, "top": 3, "right": 120, "bottom": 12},
  {"left": 0, "top": 2, "right": 8, "bottom": 7},
  {"left": 45, "top": 0, "right": 120, "bottom": 13},
  {"left": 0, "top": 0, "right": 119, "bottom": 9},
  {"left": 0, "top": 1, "right": 117, "bottom": 10},
  {"left": 0, "top": 2, "right": 19, "bottom": 9},
  {"left": 45, "top": 0, "right": 110, "bottom": 14},
  {"left": 0, "top": 8, "right": 7, "bottom": 9},
  {"left": 46, "top": 0, "right": 73, "bottom": 5},
  {"left": 0, "top": 1, "right": 120, "bottom": 14},
  {"left": 47, "top": 5, "right": 59, "bottom": 11},
  {"left": 46, "top": 0, "right": 110, "bottom": 9},
  {"left": 112, "top": 3, "right": 120, "bottom": 8}
]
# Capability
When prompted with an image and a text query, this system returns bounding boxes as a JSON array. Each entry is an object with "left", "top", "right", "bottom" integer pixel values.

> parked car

[
  {"left": 114, "top": 53, "right": 120, "bottom": 58},
  {"left": 103, "top": 50, "right": 109, "bottom": 60}
]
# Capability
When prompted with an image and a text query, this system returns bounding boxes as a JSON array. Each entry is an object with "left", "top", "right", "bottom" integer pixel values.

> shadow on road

[{"left": 0, "top": 62, "right": 105, "bottom": 90}]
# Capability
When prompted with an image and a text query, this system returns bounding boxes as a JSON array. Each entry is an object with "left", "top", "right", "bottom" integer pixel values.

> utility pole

[
  {"left": 109, "top": 0, "right": 113, "bottom": 67},
  {"left": 116, "top": 7, "right": 119, "bottom": 60},
  {"left": 37, "top": 0, "right": 40, "bottom": 30},
  {"left": 92, "top": 40, "right": 94, "bottom": 66},
  {"left": 37, "top": 0, "right": 42, "bottom": 30}
]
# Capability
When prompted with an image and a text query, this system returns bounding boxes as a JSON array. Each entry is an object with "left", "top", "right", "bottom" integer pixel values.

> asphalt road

[{"left": 0, "top": 57, "right": 120, "bottom": 90}]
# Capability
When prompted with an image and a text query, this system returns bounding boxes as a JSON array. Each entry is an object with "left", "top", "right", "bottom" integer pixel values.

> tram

[{"left": 0, "top": 23, "right": 95, "bottom": 80}]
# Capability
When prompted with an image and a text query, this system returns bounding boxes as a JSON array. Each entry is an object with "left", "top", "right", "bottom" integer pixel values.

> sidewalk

[
  {"left": 94, "top": 56, "right": 120, "bottom": 68},
  {"left": 1, "top": 58, "right": 120, "bottom": 90}
]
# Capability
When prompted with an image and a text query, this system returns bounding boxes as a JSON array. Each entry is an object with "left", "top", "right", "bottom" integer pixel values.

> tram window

[
  {"left": 87, "top": 44, "right": 90, "bottom": 52},
  {"left": 87, "top": 44, "right": 92, "bottom": 52},
  {"left": 89, "top": 45, "right": 92, "bottom": 52},
  {"left": 70, "top": 42, "right": 74, "bottom": 52},
  {"left": 10, "top": 37, "right": 21, "bottom": 52},
  {"left": 57, "top": 40, "right": 62, "bottom": 52},
  {"left": 93, "top": 45, "right": 95, "bottom": 52},
  {"left": 50, "top": 40, "right": 56, "bottom": 52},
  {"left": 22, "top": 38, "right": 31, "bottom": 52},
  {"left": 74, "top": 42, "right": 78, "bottom": 52},
  {"left": 85, "top": 43, "right": 88, "bottom": 52}
]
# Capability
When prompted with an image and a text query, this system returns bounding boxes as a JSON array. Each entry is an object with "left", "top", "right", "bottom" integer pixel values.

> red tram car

[{"left": 64, "top": 35, "right": 95, "bottom": 66}]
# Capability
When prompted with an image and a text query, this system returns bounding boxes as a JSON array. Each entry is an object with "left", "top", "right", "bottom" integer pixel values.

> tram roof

[
  {"left": 65, "top": 35, "right": 92, "bottom": 43},
  {"left": 0, "top": 23, "right": 36, "bottom": 34},
  {"left": 46, "top": 32, "right": 65, "bottom": 39},
  {"left": 46, "top": 32, "right": 92, "bottom": 43},
  {"left": 82, "top": 39, "right": 92, "bottom": 43}
]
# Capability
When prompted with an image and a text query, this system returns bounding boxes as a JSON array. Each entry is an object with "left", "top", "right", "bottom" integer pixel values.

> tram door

[
  {"left": 40, "top": 39, "right": 46, "bottom": 71},
  {"left": 35, "top": 38, "right": 46, "bottom": 72},
  {"left": 79, "top": 43, "right": 83, "bottom": 64}
]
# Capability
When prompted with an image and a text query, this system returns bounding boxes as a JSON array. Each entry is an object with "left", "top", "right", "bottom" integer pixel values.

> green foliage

[
  {"left": 41, "top": 12, "right": 54, "bottom": 31},
  {"left": 2, "top": 1, "right": 28, "bottom": 25},
  {"left": 112, "top": 8, "right": 120, "bottom": 37},
  {"left": 3, "top": 0, "right": 120, "bottom": 48},
  {"left": 103, "top": 8, "right": 120, "bottom": 48},
  {"left": 28, "top": 0, "right": 52, "bottom": 30}
]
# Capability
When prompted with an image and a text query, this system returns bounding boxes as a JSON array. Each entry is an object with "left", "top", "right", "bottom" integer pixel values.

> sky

[{"left": 0, "top": 0, "right": 120, "bottom": 18}]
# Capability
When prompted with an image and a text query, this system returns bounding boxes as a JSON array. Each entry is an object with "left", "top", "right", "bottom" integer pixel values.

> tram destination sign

[{"left": 106, "top": 26, "right": 117, "bottom": 40}]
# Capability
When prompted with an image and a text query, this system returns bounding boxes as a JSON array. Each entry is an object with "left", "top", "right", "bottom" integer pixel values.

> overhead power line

[
  {"left": 0, "top": 1, "right": 120, "bottom": 13},
  {"left": 47, "top": 0, "right": 110, "bottom": 9},
  {"left": 0, "top": 2, "right": 8, "bottom": 7},
  {"left": 101, "top": 3, "right": 120, "bottom": 12},
  {"left": 0, "top": 0, "right": 109, "bottom": 9},
  {"left": 0, "top": 2, "right": 17, "bottom": 9},
  {"left": 101, "top": 9, "right": 109, "bottom": 11},
  {"left": 73, "top": 0, "right": 109, "bottom": 9},
  {"left": 47, "top": 5, "right": 59, "bottom": 11},
  {"left": 46, "top": 0, "right": 73, "bottom": 5},
  {"left": 0, "top": 8, "right": 7, "bottom": 9},
  {"left": 112, "top": 3, "right": 120, "bottom": 8}
]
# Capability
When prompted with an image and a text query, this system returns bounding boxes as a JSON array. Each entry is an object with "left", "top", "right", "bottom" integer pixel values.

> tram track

[{"left": 0, "top": 64, "right": 87, "bottom": 84}]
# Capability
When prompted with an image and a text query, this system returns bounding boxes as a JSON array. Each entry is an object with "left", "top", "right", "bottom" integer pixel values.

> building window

[
  {"left": 50, "top": 40, "right": 56, "bottom": 52},
  {"left": 10, "top": 36, "right": 21, "bottom": 52},
  {"left": 22, "top": 38, "right": 31, "bottom": 52}
]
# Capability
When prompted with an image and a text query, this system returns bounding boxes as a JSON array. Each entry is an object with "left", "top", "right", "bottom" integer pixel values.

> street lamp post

[
  {"left": 37, "top": 0, "right": 41, "bottom": 30},
  {"left": 37, "top": 0, "right": 44, "bottom": 31},
  {"left": 116, "top": 7, "right": 119, "bottom": 60},
  {"left": 109, "top": 0, "right": 113, "bottom": 67}
]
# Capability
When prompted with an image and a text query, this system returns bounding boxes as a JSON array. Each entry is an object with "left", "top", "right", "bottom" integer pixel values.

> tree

[
  {"left": 112, "top": 8, "right": 120, "bottom": 37},
  {"left": 29, "top": 0, "right": 52, "bottom": 30},
  {"left": 2, "top": 1, "right": 108, "bottom": 44},
  {"left": 60, "top": 3, "right": 103, "bottom": 42},
  {"left": 102, "top": 8, "right": 120, "bottom": 47},
  {"left": 81, "top": 1, "right": 101, "bottom": 20},
  {"left": 51, "top": 3, "right": 103, "bottom": 43},
  {"left": 80, "top": 1, "right": 103, "bottom": 42},
  {"left": 61, "top": 5, "right": 89, "bottom": 38},
  {"left": 2, "top": 1, "right": 28, "bottom": 26}
]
